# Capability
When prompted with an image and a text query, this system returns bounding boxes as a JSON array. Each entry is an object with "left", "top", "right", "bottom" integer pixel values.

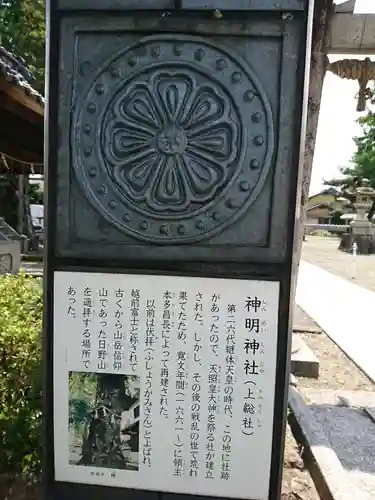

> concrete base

[
  {"left": 288, "top": 387, "right": 356, "bottom": 500},
  {"left": 297, "top": 260, "right": 375, "bottom": 384},
  {"left": 350, "top": 219, "right": 373, "bottom": 236},
  {"left": 290, "top": 388, "right": 375, "bottom": 500},
  {"left": 291, "top": 335, "right": 319, "bottom": 379},
  {"left": 339, "top": 232, "right": 375, "bottom": 254},
  {"left": 293, "top": 305, "right": 322, "bottom": 334},
  {"left": 364, "top": 407, "right": 375, "bottom": 424},
  {"left": 0, "top": 241, "right": 21, "bottom": 274}
]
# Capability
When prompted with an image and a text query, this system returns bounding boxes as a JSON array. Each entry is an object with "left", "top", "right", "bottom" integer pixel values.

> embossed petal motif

[
  {"left": 102, "top": 72, "right": 239, "bottom": 213},
  {"left": 75, "top": 36, "right": 274, "bottom": 244}
]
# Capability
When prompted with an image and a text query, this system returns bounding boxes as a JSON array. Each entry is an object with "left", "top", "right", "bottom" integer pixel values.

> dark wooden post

[{"left": 44, "top": 2, "right": 313, "bottom": 500}]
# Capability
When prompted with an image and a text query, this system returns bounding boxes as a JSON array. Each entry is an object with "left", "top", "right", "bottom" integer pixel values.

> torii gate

[
  {"left": 329, "top": 0, "right": 375, "bottom": 54},
  {"left": 295, "top": 0, "right": 375, "bottom": 264},
  {"left": 288, "top": 0, "right": 375, "bottom": 407}
]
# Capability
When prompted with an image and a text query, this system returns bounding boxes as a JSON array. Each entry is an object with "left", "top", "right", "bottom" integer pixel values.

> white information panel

[{"left": 53, "top": 271, "right": 280, "bottom": 500}]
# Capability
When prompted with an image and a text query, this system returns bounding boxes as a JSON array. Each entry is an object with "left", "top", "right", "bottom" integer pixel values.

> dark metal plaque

[
  {"left": 73, "top": 35, "right": 273, "bottom": 245},
  {"left": 54, "top": 16, "right": 302, "bottom": 262}
]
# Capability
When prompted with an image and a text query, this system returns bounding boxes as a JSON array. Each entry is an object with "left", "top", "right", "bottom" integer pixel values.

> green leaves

[
  {"left": 0, "top": 272, "right": 43, "bottom": 477},
  {"left": 0, "top": 0, "right": 45, "bottom": 92},
  {"left": 324, "top": 89, "right": 375, "bottom": 189}
]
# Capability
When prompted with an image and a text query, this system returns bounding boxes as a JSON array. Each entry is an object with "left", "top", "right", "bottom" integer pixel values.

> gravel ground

[
  {"left": 299, "top": 236, "right": 375, "bottom": 392},
  {"left": 0, "top": 476, "right": 40, "bottom": 500},
  {"left": 299, "top": 330, "right": 375, "bottom": 393},
  {"left": 280, "top": 302, "right": 375, "bottom": 499},
  {"left": 302, "top": 236, "right": 375, "bottom": 292},
  {"left": 282, "top": 424, "right": 320, "bottom": 499}
]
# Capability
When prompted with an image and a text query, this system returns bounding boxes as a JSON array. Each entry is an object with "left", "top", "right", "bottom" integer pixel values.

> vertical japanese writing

[
  {"left": 129, "top": 289, "right": 140, "bottom": 372},
  {"left": 245, "top": 295, "right": 261, "bottom": 334},
  {"left": 56, "top": 272, "right": 281, "bottom": 498},
  {"left": 174, "top": 291, "right": 188, "bottom": 477},
  {"left": 251, "top": 296, "right": 267, "bottom": 430},
  {"left": 143, "top": 298, "right": 156, "bottom": 467},
  {"left": 193, "top": 292, "right": 203, "bottom": 366},
  {"left": 57, "top": 273, "right": 280, "bottom": 497},
  {"left": 221, "top": 303, "right": 236, "bottom": 480},
  {"left": 177, "top": 291, "right": 187, "bottom": 343},
  {"left": 113, "top": 288, "right": 124, "bottom": 371},
  {"left": 210, "top": 294, "right": 220, "bottom": 356},
  {"left": 67, "top": 286, "right": 76, "bottom": 318},
  {"left": 189, "top": 292, "right": 203, "bottom": 478},
  {"left": 205, "top": 363, "right": 219, "bottom": 479},
  {"left": 97, "top": 288, "right": 108, "bottom": 371},
  {"left": 242, "top": 295, "right": 262, "bottom": 436},
  {"left": 205, "top": 293, "right": 221, "bottom": 479},
  {"left": 189, "top": 372, "right": 201, "bottom": 478},
  {"left": 160, "top": 291, "right": 173, "bottom": 419},
  {"left": 82, "top": 286, "right": 92, "bottom": 369},
  {"left": 242, "top": 379, "right": 256, "bottom": 436}
]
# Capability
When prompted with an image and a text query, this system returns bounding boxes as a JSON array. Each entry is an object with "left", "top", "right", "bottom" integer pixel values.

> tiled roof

[
  {"left": 309, "top": 187, "right": 340, "bottom": 199},
  {"left": 307, "top": 203, "right": 331, "bottom": 211},
  {"left": 0, "top": 46, "right": 44, "bottom": 105}
]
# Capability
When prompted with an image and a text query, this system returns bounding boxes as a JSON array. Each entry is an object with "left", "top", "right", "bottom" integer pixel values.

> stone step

[
  {"left": 288, "top": 387, "right": 375, "bottom": 500},
  {"left": 0, "top": 218, "right": 21, "bottom": 241},
  {"left": 291, "top": 334, "right": 320, "bottom": 379}
]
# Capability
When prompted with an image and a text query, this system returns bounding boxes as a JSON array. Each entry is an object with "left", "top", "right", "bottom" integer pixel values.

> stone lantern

[
  {"left": 350, "top": 179, "right": 375, "bottom": 253},
  {"left": 351, "top": 179, "right": 375, "bottom": 224}
]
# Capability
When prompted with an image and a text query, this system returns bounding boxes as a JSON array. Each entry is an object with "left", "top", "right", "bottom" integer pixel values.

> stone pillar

[{"left": 349, "top": 179, "right": 375, "bottom": 254}]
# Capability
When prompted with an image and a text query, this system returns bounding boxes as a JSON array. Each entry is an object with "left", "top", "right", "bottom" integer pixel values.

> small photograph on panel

[{"left": 68, "top": 371, "right": 140, "bottom": 471}]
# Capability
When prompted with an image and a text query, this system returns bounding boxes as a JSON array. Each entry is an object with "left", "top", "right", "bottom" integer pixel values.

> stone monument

[
  {"left": 0, "top": 217, "right": 21, "bottom": 274},
  {"left": 44, "top": 1, "right": 313, "bottom": 500}
]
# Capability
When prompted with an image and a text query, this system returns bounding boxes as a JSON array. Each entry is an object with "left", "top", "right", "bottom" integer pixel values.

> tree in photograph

[{"left": 69, "top": 373, "right": 139, "bottom": 469}]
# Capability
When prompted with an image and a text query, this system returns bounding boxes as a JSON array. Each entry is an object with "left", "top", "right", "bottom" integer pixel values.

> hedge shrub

[{"left": 0, "top": 273, "right": 43, "bottom": 477}]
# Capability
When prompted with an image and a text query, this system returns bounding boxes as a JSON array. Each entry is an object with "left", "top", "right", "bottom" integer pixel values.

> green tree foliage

[
  {"left": 69, "top": 373, "right": 140, "bottom": 468},
  {"left": 69, "top": 372, "right": 98, "bottom": 441},
  {"left": 325, "top": 94, "right": 375, "bottom": 189},
  {"left": 0, "top": 273, "right": 43, "bottom": 477},
  {"left": 0, "top": 0, "right": 46, "bottom": 92},
  {"left": 29, "top": 183, "right": 43, "bottom": 204}
]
